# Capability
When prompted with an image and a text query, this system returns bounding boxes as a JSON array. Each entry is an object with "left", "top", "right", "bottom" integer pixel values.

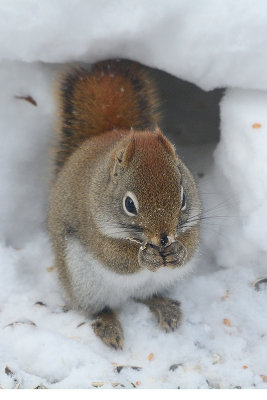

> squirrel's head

[{"left": 91, "top": 128, "right": 200, "bottom": 271}]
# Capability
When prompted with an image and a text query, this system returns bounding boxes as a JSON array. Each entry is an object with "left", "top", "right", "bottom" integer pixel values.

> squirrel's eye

[
  {"left": 123, "top": 192, "right": 138, "bottom": 216},
  {"left": 181, "top": 187, "right": 186, "bottom": 211},
  {"left": 124, "top": 197, "right": 137, "bottom": 215}
]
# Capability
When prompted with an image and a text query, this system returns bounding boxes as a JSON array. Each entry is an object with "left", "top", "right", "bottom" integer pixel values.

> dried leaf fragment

[
  {"left": 77, "top": 322, "right": 86, "bottom": 328},
  {"left": 243, "top": 365, "right": 248, "bottom": 370},
  {"left": 4, "top": 320, "right": 36, "bottom": 328},
  {"left": 114, "top": 364, "right": 142, "bottom": 373},
  {"left": 223, "top": 318, "right": 232, "bottom": 327},
  {"left": 46, "top": 266, "right": 55, "bottom": 272},
  {"left": 34, "top": 384, "right": 47, "bottom": 389},
  {"left": 169, "top": 363, "right": 183, "bottom": 372},
  {"left": 221, "top": 290, "right": 230, "bottom": 301},
  {"left": 34, "top": 301, "right": 47, "bottom": 307},
  {"left": 92, "top": 382, "right": 104, "bottom": 388},
  {"left": 212, "top": 353, "right": 222, "bottom": 365},
  {"left": 5, "top": 366, "right": 21, "bottom": 389},
  {"left": 148, "top": 352, "right": 154, "bottom": 361},
  {"left": 111, "top": 382, "right": 125, "bottom": 388},
  {"left": 14, "top": 378, "right": 22, "bottom": 389},
  {"left": 5, "top": 366, "right": 14, "bottom": 377},
  {"left": 252, "top": 123, "right": 262, "bottom": 129},
  {"left": 115, "top": 366, "right": 123, "bottom": 373},
  {"left": 14, "top": 95, "right": 37, "bottom": 106},
  {"left": 251, "top": 277, "right": 267, "bottom": 291},
  {"left": 260, "top": 375, "right": 267, "bottom": 382},
  {"left": 206, "top": 379, "right": 221, "bottom": 389}
]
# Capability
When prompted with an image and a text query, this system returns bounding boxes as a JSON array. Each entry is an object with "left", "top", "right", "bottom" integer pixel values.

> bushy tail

[{"left": 55, "top": 59, "right": 160, "bottom": 173}]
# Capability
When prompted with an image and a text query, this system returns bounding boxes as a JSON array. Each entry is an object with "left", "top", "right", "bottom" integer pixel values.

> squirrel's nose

[
  {"left": 160, "top": 234, "right": 169, "bottom": 247},
  {"left": 149, "top": 233, "right": 174, "bottom": 248}
]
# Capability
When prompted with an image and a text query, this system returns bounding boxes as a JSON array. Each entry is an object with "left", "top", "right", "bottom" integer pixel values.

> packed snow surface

[{"left": 0, "top": 0, "right": 267, "bottom": 390}]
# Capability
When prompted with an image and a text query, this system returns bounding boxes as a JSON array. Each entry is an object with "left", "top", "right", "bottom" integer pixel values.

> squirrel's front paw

[
  {"left": 142, "top": 296, "right": 183, "bottom": 332},
  {"left": 92, "top": 308, "right": 124, "bottom": 350},
  {"left": 138, "top": 240, "right": 187, "bottom": 271}
]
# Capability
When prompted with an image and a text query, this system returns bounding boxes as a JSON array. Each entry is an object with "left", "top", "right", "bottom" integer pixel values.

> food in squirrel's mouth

[{"left": 138, "top": 240, "right": 187, "bottom": 271}]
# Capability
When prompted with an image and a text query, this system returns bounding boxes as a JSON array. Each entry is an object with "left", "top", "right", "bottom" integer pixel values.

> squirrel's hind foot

[
  {"left": 140, "top": 296, "right": 182, "bottom": 332},
  {"left": 92, "top": 307, "right": 124, "bottom": 350}
]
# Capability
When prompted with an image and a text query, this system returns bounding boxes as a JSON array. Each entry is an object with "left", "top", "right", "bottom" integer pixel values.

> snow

[
  {"left": 0, "top": 0, "right": 267, "bottom": 390},
  {"left": 2, "top": 0, "right": 267, "bottom": 91}
]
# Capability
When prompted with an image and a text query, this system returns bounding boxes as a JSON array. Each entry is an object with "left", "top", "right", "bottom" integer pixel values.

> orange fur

[{"left": 55, "top": 59, "right": 160, "bottom": 173}]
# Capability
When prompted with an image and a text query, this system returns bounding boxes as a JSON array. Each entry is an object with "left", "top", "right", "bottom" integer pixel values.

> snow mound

[
  {"left": 1, "top": 0, "right": 267, "bottom": 90},
  {"left": 0, "top": 0, "right": 267, "bottom": 389}
]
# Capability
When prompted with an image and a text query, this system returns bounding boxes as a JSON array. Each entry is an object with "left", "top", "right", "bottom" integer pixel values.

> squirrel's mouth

[{"left": 137, "top": 240, "right": 187, "bottom": 271}]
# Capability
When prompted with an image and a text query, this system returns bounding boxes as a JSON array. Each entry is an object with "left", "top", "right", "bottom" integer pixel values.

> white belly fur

[{"left": 65, "top": 238, "right": 197, "bottom": 314}]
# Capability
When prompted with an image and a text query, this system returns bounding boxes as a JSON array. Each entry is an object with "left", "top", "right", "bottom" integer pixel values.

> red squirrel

[{"left": 48, "top": 59, "right": 200, "bottom": 349}]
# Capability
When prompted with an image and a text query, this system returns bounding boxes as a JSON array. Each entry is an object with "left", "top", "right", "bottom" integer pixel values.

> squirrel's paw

[
  {"left": 143, "top": 296, "right": 183, "bottom": 332},
  {"left": 92, "top": 308, "right": 124, "bottom": 350}
]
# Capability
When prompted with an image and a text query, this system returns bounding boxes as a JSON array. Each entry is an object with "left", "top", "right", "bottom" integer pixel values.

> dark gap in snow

[
  {"left": 148, "top": 66, "right": 224, "bottom": 145},
  {"left": 138, "top": 63, "right": 225, "bottom": 182}
]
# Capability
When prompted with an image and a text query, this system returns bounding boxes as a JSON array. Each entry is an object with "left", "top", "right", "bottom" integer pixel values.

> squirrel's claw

[
  {"left": 92, "top": 308, "right": 124, "bottom": 350},
  {"left": 140, "top": 296, "right": 183, "bottom": 333}
]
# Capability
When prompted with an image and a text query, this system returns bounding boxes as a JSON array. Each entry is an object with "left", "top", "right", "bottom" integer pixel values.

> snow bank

[
  {"left": 0, "top": 62, "right": 56, "bottom": 246},
  {"left": 214, "top": 89, "right": 267, "bottom": 271},
  {"left": 1, "top": 0, "right": 267, "bottom": 90},
  {"left": 0, "top": 0, "right": 267, "bottom": 390}
]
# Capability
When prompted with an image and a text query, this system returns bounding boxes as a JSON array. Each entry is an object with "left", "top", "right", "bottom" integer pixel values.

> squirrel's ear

[
  {"left": 112, "top": 135, "right": 136, "bottom": 177},
  {"left": 116, "top": 135, "right": 136, "bottom": 167},
  {"left": 155, "top": 126, "right": 177, "bottom": 159},
  {"left": 122, "top": 135, "right": 136, "bottom": 167}
]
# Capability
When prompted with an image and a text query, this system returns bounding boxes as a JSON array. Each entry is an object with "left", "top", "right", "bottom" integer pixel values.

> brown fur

[
  {"left": 48, "top": 59, "right": 200, "bottom": 349},
  {"left": 55, "top": 59, "right": 160, "bottom": 173}
]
